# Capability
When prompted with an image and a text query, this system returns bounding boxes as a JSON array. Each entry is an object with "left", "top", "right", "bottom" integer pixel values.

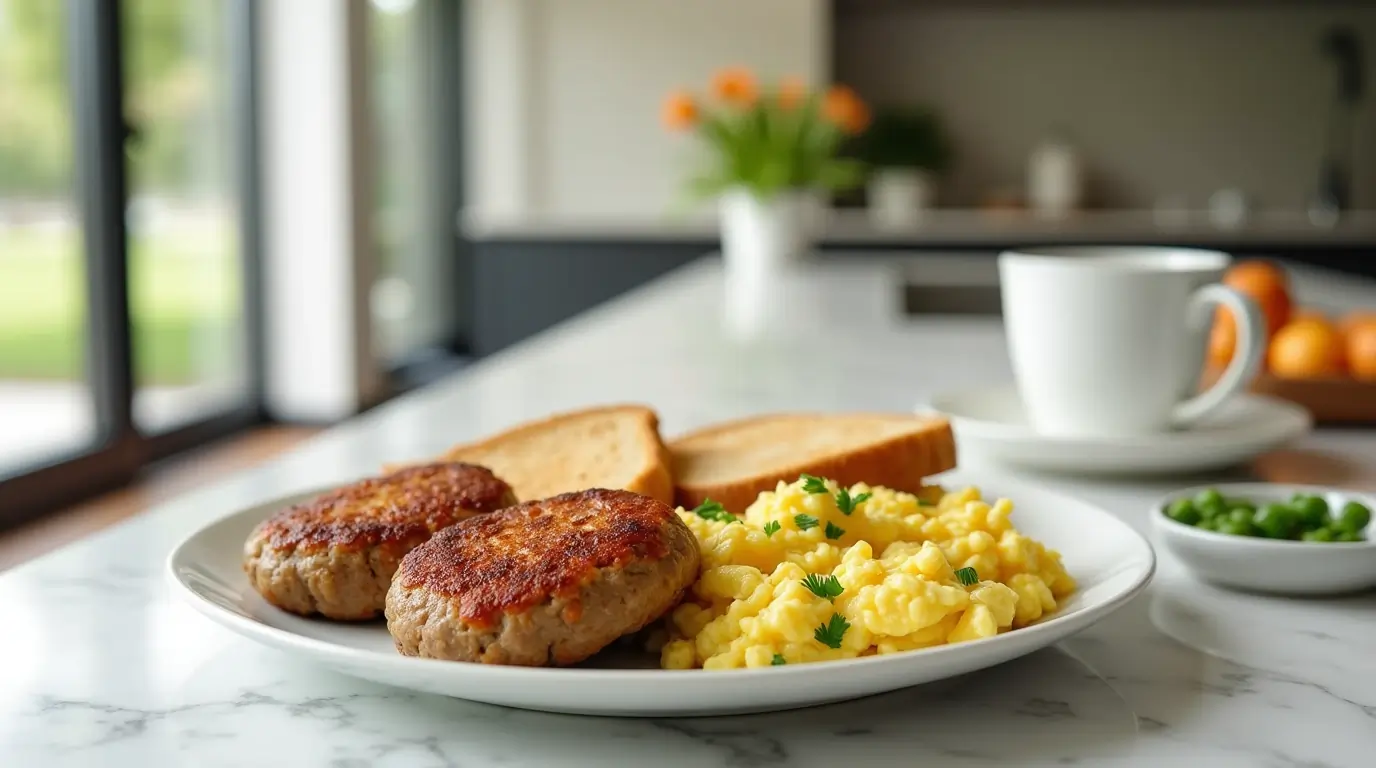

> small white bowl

[{"left": 1151, "top": 482, "right": 1376, "bottom": 596}]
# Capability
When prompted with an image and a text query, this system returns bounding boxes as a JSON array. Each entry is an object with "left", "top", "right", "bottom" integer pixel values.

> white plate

[
  {"left": 926, "top": 388, "right": 1311, "bottom": 475},
  {"left": 1151, "top": 482, "right": 1376, "bottom": 595},
  {"left": 166, "top": 474, "right": 1155, "bottom": 717}
]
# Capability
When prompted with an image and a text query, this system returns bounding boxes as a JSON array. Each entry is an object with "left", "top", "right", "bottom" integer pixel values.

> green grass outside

[{"left": 0, "top": 224, "right": 241, "bottom": 385}]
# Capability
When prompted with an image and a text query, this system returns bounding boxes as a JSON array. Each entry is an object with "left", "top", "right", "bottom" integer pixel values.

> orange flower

[
  {"left": 661, "top": 90, "right": 698, "bottom": 131},
  {"left": 776, "top": 76, "right": 807, "bottom": 110},
  {"left": 822, "top": 85, "right": 870, "bottom": 134},
  {"left": 711, "top": 67, "right": 757, "bottom": 106}
]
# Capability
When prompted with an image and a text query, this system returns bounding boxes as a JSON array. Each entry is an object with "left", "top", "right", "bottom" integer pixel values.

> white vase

[
  {"left": 867, "top": 168, "right": 935, "bottom": 228},
  {"left": 1027, "top": 135, "right": 1082, "bottom": 218},
  {"left": 718, "top": 189, "right": 815, "bottom": 338}
]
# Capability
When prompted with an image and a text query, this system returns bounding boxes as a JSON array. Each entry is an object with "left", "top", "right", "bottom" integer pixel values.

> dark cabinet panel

[{"left": 470, "top": 241, "right": 711, "bottom": 356}]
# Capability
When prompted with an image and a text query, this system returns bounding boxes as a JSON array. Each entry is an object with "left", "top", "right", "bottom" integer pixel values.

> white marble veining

[{"left": 3, "top": 256, "right": 1375, "bottom": 767}]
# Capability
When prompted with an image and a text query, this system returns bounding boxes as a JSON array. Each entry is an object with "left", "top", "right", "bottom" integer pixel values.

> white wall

[
  {"left": 836, "top": 5, "right": 1376, "bottom": 210},
  {"left": 464, "top": 0, "right": 830, "bottom": 220}
]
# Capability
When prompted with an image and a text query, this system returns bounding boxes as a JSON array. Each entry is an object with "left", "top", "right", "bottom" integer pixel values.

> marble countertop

[{"left": 4, "top": 257, "right": 1376, "bottom": 767}]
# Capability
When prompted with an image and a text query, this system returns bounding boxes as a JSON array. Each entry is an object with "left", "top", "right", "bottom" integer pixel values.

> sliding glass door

[{"left": 0, "top": 0, "right": 261, "bottom": 526}]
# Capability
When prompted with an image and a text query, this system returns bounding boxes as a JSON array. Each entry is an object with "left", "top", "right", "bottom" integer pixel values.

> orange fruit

[
  {"left": 1339, "top": 310, "right": 1376, "bottom": 336},
  {"left": 1208, "top": 312, "right": 1236, "bottom": 368},
  {"left": 1345, "top": 319, "right": 1376, "bottom": 381},
  {"left": 1227, "top": 258, "right": 1290, "bottom": 290},
  {"left": 1223, "top": 259, "right": 1292, "bottom": 339},
  {"left": 1268, "top": 318, "right": 1346, "bottom": 379}
]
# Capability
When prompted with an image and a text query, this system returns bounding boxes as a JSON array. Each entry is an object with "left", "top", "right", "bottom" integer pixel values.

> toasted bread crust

[
  {"left": 436, "top": 404, "right": 674, "bottom": 504},
  {"left": 255, "top": 462, "right": 517, "bottom": 556},
  {"left": 669, "top": 414, "right": 956, "bottom": 513},
  {"left": 395, "top": 489, "right": 684, "bottom": 629},
  {"left": 642, "top": 424, "right": 676, "bottom": 505}
]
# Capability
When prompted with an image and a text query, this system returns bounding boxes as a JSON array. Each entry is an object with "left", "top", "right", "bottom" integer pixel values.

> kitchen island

[{"left": 2, "top": 256, "right": 1374, "bottom": 767}]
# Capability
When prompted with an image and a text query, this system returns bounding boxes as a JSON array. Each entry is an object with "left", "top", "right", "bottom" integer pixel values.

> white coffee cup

[{"left": 999, "top": 247, "right": 1265, "bottom": 437}]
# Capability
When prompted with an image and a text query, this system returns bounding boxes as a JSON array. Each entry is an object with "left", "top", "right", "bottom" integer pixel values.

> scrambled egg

[{"left": 657, "top": 478, "right": 1077, "bottom": 669}]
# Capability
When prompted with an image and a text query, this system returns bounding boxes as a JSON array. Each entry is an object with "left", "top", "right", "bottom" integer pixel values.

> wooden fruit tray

[{"left": 1204, "top": 367, "right": 1376, "bottom": 424}]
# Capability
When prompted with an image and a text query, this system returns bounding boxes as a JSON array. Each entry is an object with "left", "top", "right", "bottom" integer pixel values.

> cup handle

[{"left": 1170, "top": 283, "right": 1265, "bottom": 427}]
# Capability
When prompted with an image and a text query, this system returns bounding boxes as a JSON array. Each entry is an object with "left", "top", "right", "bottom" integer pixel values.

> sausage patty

[
  {"left": 385, "top": 488, "right": 700, "bottom": 666},
  {"left": 243, "top": 462, "right": 517, "bottom": 620}
]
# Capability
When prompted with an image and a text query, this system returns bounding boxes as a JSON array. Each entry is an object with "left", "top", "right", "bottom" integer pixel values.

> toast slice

[
  {"left": 668, "top": 413, "right": 956, "bottom": 512},
  {"left": 435, "top": 405, "right": 674, "bottom": 505}
]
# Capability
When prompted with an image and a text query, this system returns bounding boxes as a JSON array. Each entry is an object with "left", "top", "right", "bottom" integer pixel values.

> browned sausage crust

[
  {"left": 386, "top": 488, "right": 700, "bottom": 665},
  {"left": 244, "top": 463, "right": 517, "bottom": 620}
]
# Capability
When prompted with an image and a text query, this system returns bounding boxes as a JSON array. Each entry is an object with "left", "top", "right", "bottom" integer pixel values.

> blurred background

[{"left": 1, "top": 0, "right": 1373, "bottom": 533}]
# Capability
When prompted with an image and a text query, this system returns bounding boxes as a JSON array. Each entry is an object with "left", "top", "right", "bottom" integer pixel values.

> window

[
  {"left": 0, "top": 0, "right": 95, "bottom": 476},
  {"left": 367, "top": 0, "right": 464, "bottom": 373},
  {"left": 123, "top": 0, "right": 250, "bottom": 432},
  {"left": 0, "top": 0, "right": 261, "bottom": 525}
]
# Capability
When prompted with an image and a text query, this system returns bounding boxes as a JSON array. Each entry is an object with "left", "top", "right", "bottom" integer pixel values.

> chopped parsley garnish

[
  {"left": 955, "top": 566, "right": 979, "bottom": 586},
  {"left": 799, "top": 474, "right": 871, "bottom": 516},
  {"left": 835, "top": 488, "right": 871, "bottom": 516},
  {"left": 794, "top": 513, "right": 820, "bottom": 531},
  {"left": 824, "top": 521, "right": 846, "bottom": 540},
  {"left": 771, "top": 653, "right": 787, "bottom": 666},
  {"left": 692, "top": 499, "right": 739, "bottom": 524},
  {"left": 801, "top": 573, "right": 844, "bottom": 601},
  {"left": 814, "top": 614, "right": 851, "bottom": 649},
  {"left": 763, "top": 520, "right": 781, "bottom": 538},
  {"left": 918, "top": 499, "right": 934, "bottom": 507},
  {"left": 800, "top": 474, "right": 829, "bottom": 494}
]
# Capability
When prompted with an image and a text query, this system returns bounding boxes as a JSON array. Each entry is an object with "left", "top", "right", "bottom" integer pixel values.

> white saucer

[{"left": 925, "top": 388, "right": 1312, "bottom": 475}]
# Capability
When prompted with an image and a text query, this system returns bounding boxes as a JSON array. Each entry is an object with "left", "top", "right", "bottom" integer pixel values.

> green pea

[
  {"left": 1255, "top": 504, "right": 1296, "bottom": 539},
  {"left": 1226, "top": 508, "right": 1252, "bottom": 525},
  {"left": 1333, "top": 530, "right": 1361, "bottom": 542},
  {"left": 1199, "top": 499, "right": 1228, "bottom": 520},
  {"left": 1290, "top": 495, "right": 1329, "bottom": 530},
  {"left": 1269, "top": 501, "right": 1300, "bottom": 525},
  {"left": 1167, "top": 499, "right": 1202, "bottom": 525},
  {"left": 1229, "top": 502, "right": 1257, "bottom": 517},
  {"left": 1196, "top": 517, "right": 1219, "bottom": 532},
  {"left": 1338, "top": 501, "right": 1372, "bottom": 534},
  {"left": 1301, "top": 528, "right": 1334, "bottom": 542},
  {"left": 1218, "top": 520, "right": 1258, "bottom": 537},
  {"left": 1195, "top": 488, "right": 1225, "bottom": 510}
]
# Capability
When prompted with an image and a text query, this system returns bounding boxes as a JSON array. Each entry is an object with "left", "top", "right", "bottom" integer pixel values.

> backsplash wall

[
  {"left": 463, "top": 0, "right": 827, "bottom": 220},
  {"left": 836, "top": 5, "right": 1376, "bottom": 210}
]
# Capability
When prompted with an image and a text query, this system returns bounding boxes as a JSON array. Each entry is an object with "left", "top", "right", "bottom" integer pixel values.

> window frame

[
  {"left": 0, "top": 0, "right": 266, "bottom": 527},
  {"left": 376, "top": 0, "right": 473, "bottom": 392}
]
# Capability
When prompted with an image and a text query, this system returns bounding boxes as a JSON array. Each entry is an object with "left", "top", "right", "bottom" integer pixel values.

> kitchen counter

[
  {"left": 4, "top": 256, "right": 1375, "bottom": 767},
  {"left": 463, "top": 207, "right": 1376, "bottom": 247}
]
